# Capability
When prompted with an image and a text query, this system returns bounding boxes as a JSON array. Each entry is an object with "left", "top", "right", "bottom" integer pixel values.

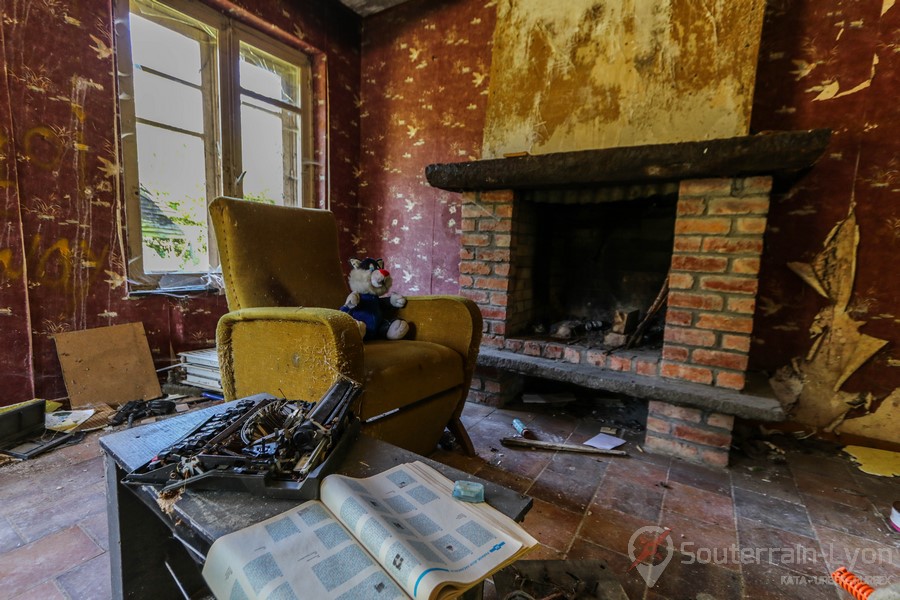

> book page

[
  {"left": 321, "top": 461, "right": 537, "bottom": 600},
  {"left": 202, "top": 500, "right": 411, "bottom": 600}
]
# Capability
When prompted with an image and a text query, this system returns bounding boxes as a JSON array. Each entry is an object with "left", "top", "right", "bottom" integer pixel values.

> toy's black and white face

[{"left": 348, "top": 258, "right": 393, "bottom": 296}]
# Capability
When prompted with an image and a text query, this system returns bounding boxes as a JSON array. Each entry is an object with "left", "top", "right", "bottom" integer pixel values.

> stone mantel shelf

[{"left": 426, "top": 129, "right": 831, "bottom": 192}]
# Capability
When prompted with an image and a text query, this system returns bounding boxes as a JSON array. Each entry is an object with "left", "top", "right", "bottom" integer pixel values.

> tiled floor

[{"left": 0, "top": 400, "right": 897, "bottom": 599}]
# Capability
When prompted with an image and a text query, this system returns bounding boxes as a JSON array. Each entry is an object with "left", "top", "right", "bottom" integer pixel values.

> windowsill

[{"left": 128, "top": 285, "right": 221, "bottom": 298}]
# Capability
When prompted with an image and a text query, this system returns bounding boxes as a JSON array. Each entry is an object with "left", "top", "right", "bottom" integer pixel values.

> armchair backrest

[{"left": 210, "top": 197, "right": 347, "bottom": 311}]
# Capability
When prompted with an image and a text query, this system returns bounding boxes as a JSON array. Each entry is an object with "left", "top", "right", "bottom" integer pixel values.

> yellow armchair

[{"left": 210, "top": 197, "right": 482, "bottom": 455}]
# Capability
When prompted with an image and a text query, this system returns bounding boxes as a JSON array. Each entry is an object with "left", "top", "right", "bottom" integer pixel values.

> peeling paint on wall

[
  {"left": 770, "top": 207, "right": 895, "bottom": 443},
  {"left": 481, "top": 0, "right": 766, "bottom": 157}
]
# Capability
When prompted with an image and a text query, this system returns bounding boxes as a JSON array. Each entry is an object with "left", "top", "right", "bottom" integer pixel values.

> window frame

[{"left": 114, "top": 0, "right": 315, "bottom": 292}]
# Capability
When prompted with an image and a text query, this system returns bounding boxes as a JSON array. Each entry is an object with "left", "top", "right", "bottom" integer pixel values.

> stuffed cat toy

[{"left": 340, "top": 257, "right": 409, "bottom": 341}]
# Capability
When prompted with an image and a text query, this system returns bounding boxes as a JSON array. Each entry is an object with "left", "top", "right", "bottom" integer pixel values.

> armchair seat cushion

[{"left": 359, "top": 340, "right": 463, "bottom": 420}]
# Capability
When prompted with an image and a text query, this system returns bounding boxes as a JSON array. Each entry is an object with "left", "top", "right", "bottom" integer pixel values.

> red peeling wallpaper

[
  {"left": 359, "top": 0, "right": 900, "bottom": 401},
  {"left": 0, "top": 0, "right": 360, "bottom": 405}
]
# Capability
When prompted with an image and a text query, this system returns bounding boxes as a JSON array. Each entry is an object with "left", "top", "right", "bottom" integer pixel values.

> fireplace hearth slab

[{"left": 477, "top": 348, "right": 785, "bottom": 422}]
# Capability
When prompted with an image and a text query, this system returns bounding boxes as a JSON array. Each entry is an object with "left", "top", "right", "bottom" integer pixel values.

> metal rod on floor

[{"left": 500, "top": 437, "right": 627, "bottom": 456}]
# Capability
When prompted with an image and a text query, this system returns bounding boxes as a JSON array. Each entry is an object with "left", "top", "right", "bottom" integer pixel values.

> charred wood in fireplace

[{"left": 626, "top": 277, "right": 670, "bottom": 350}]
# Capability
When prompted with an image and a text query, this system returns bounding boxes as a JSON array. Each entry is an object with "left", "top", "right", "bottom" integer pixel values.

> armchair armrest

[
  {"left": 395, "top": 295, "right": 483, "bottom": 410},
  {"left": 216, "top": 307, "right": 365, "bottom": 402}
]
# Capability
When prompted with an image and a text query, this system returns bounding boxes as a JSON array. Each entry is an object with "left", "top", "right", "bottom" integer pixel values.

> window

[{"left": 115, "top": 0, "right": 314, "bottom": 287}]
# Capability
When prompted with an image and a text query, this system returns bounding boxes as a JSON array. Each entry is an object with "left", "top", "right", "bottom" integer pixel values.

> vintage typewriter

[{"left": 124, "top": 377, "right": 361, "bottom": 499}]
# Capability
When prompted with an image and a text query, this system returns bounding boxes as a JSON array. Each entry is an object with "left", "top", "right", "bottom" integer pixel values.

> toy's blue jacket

[{"left": 340, "top": 294, "right": 394, "bottom": 340}]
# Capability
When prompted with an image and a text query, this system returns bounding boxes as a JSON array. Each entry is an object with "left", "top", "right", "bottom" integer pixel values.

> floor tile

[
  {"left": 736, "top": 517, "right": 826, "bottom": 578},
  {"left": 813, "top": 524, "right": 900, "bottom": 585},
  {"left": 660, "top": 510, "right": 740, "bottom": 571},
  {"left": 793, "top": 470, "right": 872, "bottom": 509},
  {"left": 520, "top": 498, "right": 582, "bottom": 553},
  {"left": 0, "top": 526, "right": 104, "bottom": 600},
  {"left": 6, "top": 479, "right": 106, "bottom": 544},
  {"left": 77, "top": 511, "right": 110, "bottom": 553},
  {"left": 472, "top": 463, "right": 534, "bottom": 495},
  {"left": 733, "top": 487, "right": 814, "bottom": 539},
  {"left": 648, "top": 550, "right": 743, "bottom": 599},
  {"left": 731, "top": 463, "right": 803, "bottom": 505},
  {"left": 742, "top": 560, "right": 841, "bottom": 600},
  {"left": 802, "top": 493, "right": 893, "bottom": 543},
  {"left": 527, "top": 466, "right": 600, "bottom": 513},
  {"left": 593, "top": 473, "right": 665, "bottom": 523},
  {"left": 0, "top": 514, "right": 24, "bottom": 553},
  {"left": 13, "top": 580, "right": 68, "bottom": 600},
  {"left": 579, "top": 505, "right": 657, "bottom": 555},
  {"left": 566, "top": 538, "right": 648, "bottom": 599},
  {"left": 667, "top": 460, "right": 731, "bottom": 496},
  {"left": 56, "top": 552, "right": 112, "bottom": 600},
  {"left": 662, "top": 481, "right": 735, "bottom": 529}
]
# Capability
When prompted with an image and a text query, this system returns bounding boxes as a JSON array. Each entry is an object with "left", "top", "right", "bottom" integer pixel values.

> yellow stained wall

[{"left": 482, "top": 0, "right": 766, "bottom": 156}]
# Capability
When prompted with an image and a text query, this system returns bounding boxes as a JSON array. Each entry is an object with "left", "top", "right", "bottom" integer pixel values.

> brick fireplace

[{"left": 427, "top": 131, "right": 830, "bottom": 467}]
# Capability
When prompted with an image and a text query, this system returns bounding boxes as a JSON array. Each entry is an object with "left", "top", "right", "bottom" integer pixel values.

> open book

[{"left": 202, "top": 461, "right": 537, "bottom": 600}]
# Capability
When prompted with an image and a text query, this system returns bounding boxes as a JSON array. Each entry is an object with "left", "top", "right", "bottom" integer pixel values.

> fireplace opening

[{"left": 510, "top": 191, "right": 677, "bottom": 349}]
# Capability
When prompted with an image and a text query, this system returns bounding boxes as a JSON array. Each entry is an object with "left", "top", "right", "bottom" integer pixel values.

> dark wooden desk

[{"left": 100, "top": 403, "right": 532, "bottom": 599}]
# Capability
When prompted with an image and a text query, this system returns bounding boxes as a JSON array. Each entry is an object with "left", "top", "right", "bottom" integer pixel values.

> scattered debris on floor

[
  {"left": 493, "top": 559, "right": 628, "bottom": 600},
  {"left": 501, "top": 437, "right": 627, "bottom": 457}
]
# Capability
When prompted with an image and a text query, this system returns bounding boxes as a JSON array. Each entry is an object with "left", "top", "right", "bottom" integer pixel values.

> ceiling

[{"left": 338, "top": 0, "right": 412, "bottom": 16}]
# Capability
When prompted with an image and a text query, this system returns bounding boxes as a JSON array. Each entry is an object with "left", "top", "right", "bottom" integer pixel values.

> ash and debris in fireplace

[{"left": 528, "top": 312, "right": 666, "bottom": 349}]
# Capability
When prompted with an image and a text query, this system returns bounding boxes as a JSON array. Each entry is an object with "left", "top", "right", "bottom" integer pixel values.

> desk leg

[{"left": 105, "top": 454, "right": 184, "bottom": 599}]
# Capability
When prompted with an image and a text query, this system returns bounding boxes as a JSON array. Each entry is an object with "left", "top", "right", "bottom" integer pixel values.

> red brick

[
  {"left": 691, "top": 349, "right": 749, "bottom": 371},
  {"left": 669, "top": 273, "right": 695, "bottom": 289},
  {"left": 665, "top": 309, "right": 693, "bottom": 326},
  {"left": 664, "top": 327, "right": 716, "bottom": 347},
  {"left": 462, "top": 192, "right": 479, "bottom": 202},
  {"left": 672, "top": 424, "right": 731, "bottom": 448},
  {"left": 585, "top": 350, "right": 607, "bottom": 367},
  {"left": 460, "top": 233, "right": 491, "bottom": 247},
  {"left": 671, "top": 255, "right": 728, "bottom": 273},
  {"left": 715, "top": 371, "right": 746, "bottom": 390},
  {"left": 505, "top": 339, "right": 524, "bottom": 352},
  {"left": 645, "top": 435, "right": 700, "bottom": 461},
  {"left": 494, "top": 205, "right": 513, "bottom": 218},
  {"left": 674, "top": 218, "right": 732, "bottom": 235},
  {"left": 720, "top": 334, "right": 751, "bottom": 352},
  {"left": 493, "top": 263, "right": 511, "bottom": 277},
  {"left": 660, "top": 362, "right": 714, "bottom": 385},
  {"left": 480, "top": 190, "right": 515, "bottom": 202},
  {"left": 679, "top": 179, "right": 733, "bottom": 196},
  {"left": 700, "top": 448, "right": 730, "bottom": 468},
  {"left": 469, "top": 376, "right": 483, "bottom": 390},
  {"left": 462, "top": 203, "right": 487, "bottom": 219},
  {"left": 481, "top": 306, "right": 507, "bottom": 320},
  {"left": 483, "top": 379, "right": 502, "bottom": 393},
  {"left": 668, "top": 292, "right": 724, "bottom": 311},
  {"left": 490, "top": 292, "right": 508, "bottom": 306},
  {"left": 459, "top": 275, "right": 474, "bottom": 287},
  {"left": 478, "top": 249, "right": 510, "bottom": 262},
  {"left": 695, "top": 313, "right": 753, "bottom": 334},
  {"left": 676, "top": 197, "right": 706, "bottom": 216},
  {"left": 731, "top": 258, "right": 761, "bottom": 275},
  {"left": 460, "top": 218, "right": 476, "bottom": 232},
  {"left": 523, "top": 341, "right": 542, "bottom": 356},
  {"left": 635, "top": 358, "right": 659, "bottom": 376},
  {"left": 672, "top": 236, "right": 703, "bottom": 252},
  {"left": 482, "top": 335, "right": 503, "bottom": 348},
  {"left": 461, "top": 289, "right": 489, "bottom": 304},
  {"left": 701, "top": 237, "right": 764, "bottom": 254},
  {"left": 474, "top": 277, "right": 509, "bottom": 291},
  {"left": 727, "top": 297, "right": 756, "bottom": 314},
  {"left": 646, "top": 416, "right": 672, "bottom": 435},
  {"left": 607, "top": 355, "right": 633, "bottom": 371},
  {"left": 662, "top": 345, "right": 690, "bottom": 361},
  {"left": 707, "top": 198, "right": 770, "bottom": 215},
  {"left": 563, "top": 347, "right": 582, "bottom": 364},
  {"left": 734, "top": 217, "right": 767, "bottom": 234},
  {"left": 478, "top": 218, "right": 512, "bottom": 232},
  {"left": 706, "top": 412, "right": 735, "bottom": 430},
  {"left": 699, "top": 276, "right": 758, "bottom": 295},
  {"left": 493, "top": 234, "right": 512, "bottom": 248},
  {"left": 741, "top": 176, "right": 773, "bottom": 194},
  {"left": 540, "top": 344, "right": 562, "bottom": 360},
  {"left": 459, "top": 261, "right": 492, "bottom": 275},
  {"left": 459, "top": 248, "right": 475, "bottom": 260},
  {"left": 648, "top": 400, "right": 702, "bottom": 423}
]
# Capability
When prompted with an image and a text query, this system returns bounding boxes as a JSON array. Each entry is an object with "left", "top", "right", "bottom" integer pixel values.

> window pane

[
  {"left": 130, "top": 12, "right": 205, "bottom": 86},
  {"left": 136, "top": 123, "right": 210, "bottom": 273},
  {"left": 239, "top": 42, "right": 299, "bottom": 106},
  {"left": 240, "top": 96, "right": 300, "bottom": 205},
  {"left": 133, "top": 69, "right": 205, "bottom": 133}
]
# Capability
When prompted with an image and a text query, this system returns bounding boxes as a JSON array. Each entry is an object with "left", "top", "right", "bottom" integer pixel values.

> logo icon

[{"left": 627, "top": 526, "right": 674, "bottom": 587}]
